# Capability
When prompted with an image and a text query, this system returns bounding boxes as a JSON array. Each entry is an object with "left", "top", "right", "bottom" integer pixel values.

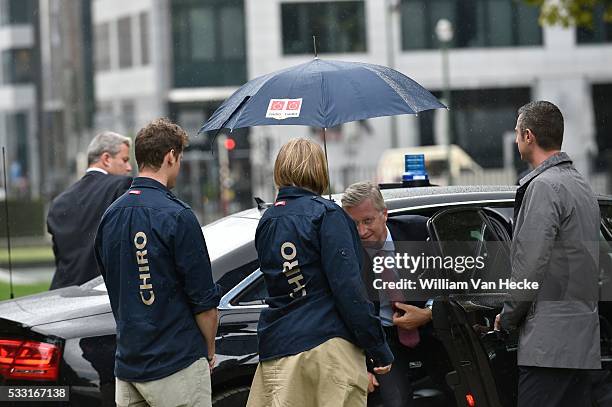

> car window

[
  {"left": 230, "top": 274, "right": 268, "bottom": 306},
  {"left": 603, "top": 205, "right": 612, "bottom": 236},
  {"left": 600, "top": 205, "right": 612, "bottom": 302},
  {"left": 429, "top": 208, "right": 511, "bottom": 288},
  {"left": 216, "top": 260, "right": 260, "bottom": 297}
]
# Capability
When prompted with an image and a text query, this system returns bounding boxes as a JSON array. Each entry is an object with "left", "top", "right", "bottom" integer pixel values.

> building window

[
  {"left": 95, "top": 23, "right": 111, "bottom": 72},
  {"left": 0, "top": 0, "right": 34, "bottom": 26},
  {"left": 171, "top": 0, "right": 247, "bottom": 88},
  {"left": 401, "top": 0, "right": 542, "bottom": 50},
  {"left": 577, "top": 6, "right": 612, "bottom": 44},
  {"left": 592, "top": 84, "right": 612, "bottom": 172},
  {"left": 418, "top": 87, "right": 531, "bottom": 168},
  {"left": 140, "top": 12, "right": 150, "bottom": 65},
  {"left": 5, "top": 112, "right": 29, "bottom": 194},
  {"left": 2, "top": 49, "right": 33, "bottom": 84},
  {"left": 117, "top": 16, "right": 133, "bottom": 69},
  {"left": 121, "top": 100, "right": 136, "bottom": 132},
  {"left": 281, "top": 1, "right": 367, "bottom": 54}
]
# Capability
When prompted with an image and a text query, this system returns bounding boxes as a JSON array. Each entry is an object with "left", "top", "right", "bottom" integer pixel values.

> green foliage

[
  {"left": 0, "top": 200, "right": 45, "bottom": 238},
  {"left": 523, "top": 0, "right": 612, "bottom": 27},
  {"left": 0, "top": 280, "right": 50, "bottom": 300}
]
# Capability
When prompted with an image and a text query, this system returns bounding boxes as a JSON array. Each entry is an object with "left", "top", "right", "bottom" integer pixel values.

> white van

[{"left": 376, "top": 145, "right": 483, "bottom": 186}]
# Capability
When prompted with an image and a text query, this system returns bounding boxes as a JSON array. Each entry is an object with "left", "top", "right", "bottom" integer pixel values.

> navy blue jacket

[
  {"left": 255, "top": 187, "right": 393, "bottom": 367},
  {"left": 94, "top": 177, "right": 221, "bottom": 382}
]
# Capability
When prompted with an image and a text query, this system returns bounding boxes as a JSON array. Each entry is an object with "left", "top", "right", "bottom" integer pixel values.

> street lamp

[{"left": 435, "top": 18, "right": 454, "bottom": 185}]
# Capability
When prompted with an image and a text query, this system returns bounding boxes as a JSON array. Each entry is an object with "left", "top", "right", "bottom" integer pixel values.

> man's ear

[
  {"left": 100, "top": 152, "right": 112, "bottom": 168},
  {"left": 164, "top": 149, "right": 176, "bottom": 166},
  {"left": 525, "top": 129, "right": 535, "bottom": 145},
  {"left": 382, "top": 208, "right": 388, "bottom": 222}
]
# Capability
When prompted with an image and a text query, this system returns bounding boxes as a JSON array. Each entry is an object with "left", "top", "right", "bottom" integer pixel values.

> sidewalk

[{"left": 0, "top": 266, "right": 53, "bottom": 284}]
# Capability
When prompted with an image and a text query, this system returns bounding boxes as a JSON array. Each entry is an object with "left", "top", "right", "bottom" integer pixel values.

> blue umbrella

[
  {"left": 200, "top": 58, "right": 446, "bottom": 198},
  {"left": 200, "top": 58, "right": 445, "bottom": 133}
]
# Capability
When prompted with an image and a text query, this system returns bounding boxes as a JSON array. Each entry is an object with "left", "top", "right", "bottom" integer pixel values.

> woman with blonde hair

[{"left": 247, "top": 138, "right": 393, "bottom": 407}]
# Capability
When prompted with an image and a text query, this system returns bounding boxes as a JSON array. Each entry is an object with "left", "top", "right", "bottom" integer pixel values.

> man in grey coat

[{"left": 495, "top": 101, "right": 600, "bottom": 407}]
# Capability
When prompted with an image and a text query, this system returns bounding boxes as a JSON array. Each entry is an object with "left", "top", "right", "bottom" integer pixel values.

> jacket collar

[
  {"left": 518, "top": 152, "right": 572, "bottom": 187},
  {"left": 276, "top": 186, "right": 317, "bottom": 200},
  {"left": 131, "top": 177, "right": 171, "bottom": 193}
]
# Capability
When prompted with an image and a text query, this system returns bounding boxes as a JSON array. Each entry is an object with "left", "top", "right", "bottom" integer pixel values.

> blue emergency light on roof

[{"left": 402, "top": 154, "right": 429, "bottom": 183}]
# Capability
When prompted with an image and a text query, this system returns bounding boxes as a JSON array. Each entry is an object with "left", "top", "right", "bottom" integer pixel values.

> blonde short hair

[
  {"left": 273, "top": 138, "right": 329, "bottom": 195},
  {"left": 341, "top": 181, "right": 386, "bottom": 211}
]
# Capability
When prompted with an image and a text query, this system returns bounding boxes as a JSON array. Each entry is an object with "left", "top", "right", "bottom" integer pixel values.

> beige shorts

[
  {"left": 247, "top": 337, "right": 368, "bottom": 407},
  {"left": 115, "top": 357, "right": 211, "bottom": 407}
]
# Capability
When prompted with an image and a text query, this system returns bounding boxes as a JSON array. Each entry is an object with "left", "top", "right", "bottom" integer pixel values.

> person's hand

[
  {"left": 367, "top": 372, "right": 379, "bottom": 393},
  {"left": 373, "top": 364, "right": 392, "bottom": 375},
  {"left": 494, "top": 314, "right": 501, "bottom": 331},
  {"left": 207, "top": 355, "right": 217, "bottom": 372},
  {"left": 392, "top": 302, "right": 432, "bottom": 330}
]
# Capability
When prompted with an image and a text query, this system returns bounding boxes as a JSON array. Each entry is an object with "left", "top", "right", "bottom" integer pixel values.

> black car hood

[{"left": 0, "top": 282, "right": 110, "bottom": 328}]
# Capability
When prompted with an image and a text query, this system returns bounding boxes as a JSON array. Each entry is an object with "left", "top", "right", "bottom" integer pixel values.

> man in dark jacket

[
  {"left": 94, "top": 118, "right": 220, "bottom": 407},
  {"left": 343, "top": 182, "right": 434, "bottom": 407},
  {"left": 495, "top": 101, "right": 600, "bottom": 407},
  {"left": 47, "top": 131, "right": 132, "bottom": 289}
]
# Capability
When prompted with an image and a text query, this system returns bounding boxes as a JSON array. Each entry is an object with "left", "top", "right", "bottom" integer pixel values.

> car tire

[{"left": 212, "top": 386, "right": 250, "bottom": 407}]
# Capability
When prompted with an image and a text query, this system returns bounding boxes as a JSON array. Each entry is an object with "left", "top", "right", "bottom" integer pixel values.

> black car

[{"left": 0, "top": 185, "right": 610, "bottom": 407}]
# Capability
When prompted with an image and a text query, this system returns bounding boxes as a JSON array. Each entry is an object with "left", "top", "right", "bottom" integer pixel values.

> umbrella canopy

[{"left": 200, "top": 58, "right": 446, "bottom": 133}]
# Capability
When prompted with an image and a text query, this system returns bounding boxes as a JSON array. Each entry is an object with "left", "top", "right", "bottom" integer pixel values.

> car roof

[
  {"left": 232, "top": 185, "right": 610, "bottom": 218},
  {"left": 225, "top": 185, "right": 518, "bottom": 220}
]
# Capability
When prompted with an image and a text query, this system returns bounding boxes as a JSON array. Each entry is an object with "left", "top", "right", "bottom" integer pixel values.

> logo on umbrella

[
  {"left": 271, "top": 100, "right": 286, "bottom": 111},
  {"left": 266, "top": 98, "right": 303, "bottom": 120}
]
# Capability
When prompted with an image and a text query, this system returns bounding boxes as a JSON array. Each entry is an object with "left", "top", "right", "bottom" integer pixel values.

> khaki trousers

[
  {"left": 115, "top": 357, "right": 211, "bottom": 407},
  {"left": 247, "top": 337, "right": 368, "bottom": 407}
]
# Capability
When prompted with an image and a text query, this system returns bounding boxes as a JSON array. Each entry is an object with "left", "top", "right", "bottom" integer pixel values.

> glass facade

[
  {"left": 418, "top": 88, "right": 531, "bottom": 168},
  {"left": 118, "top": 16, "right": 133, "bottom": 69},
  {"left": 2, "top": 48, "right": 33, "bottom": 84},
  {"left": 281, "top": 1, "right": 367, "bottom": 54},
  {"left": 0, "top": 0, "right": 34, "bottom": 25},
  {"left": 401, "top": 0, "right": 542, "bottom": 50},
  {"left": 592, "top": 84, "right": 612, "bottom": 172},
  {"left": 94, "top": 23, "right": 111, "bottom": 71},
  {"left": 140, "top": 12, "right": 150, "bottom": 65},
  {"left": 5, "top": 112, "right": 29, "bottom": 196},
  {"left": 172, "top": 0, "right": 247, "bottom": 88},
  {"left": 577, "top": 6, "right": 612, "bottom": 44}
]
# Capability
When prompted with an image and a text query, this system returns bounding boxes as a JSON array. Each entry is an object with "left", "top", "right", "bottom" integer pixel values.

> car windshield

[{"left": 202, "top": 213, "right": 260, "bottom": 263}]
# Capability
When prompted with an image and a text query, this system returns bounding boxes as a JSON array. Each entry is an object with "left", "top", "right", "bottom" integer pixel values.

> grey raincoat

[{"left": 500, "top": 152, "right": 601, "bottom": 369}]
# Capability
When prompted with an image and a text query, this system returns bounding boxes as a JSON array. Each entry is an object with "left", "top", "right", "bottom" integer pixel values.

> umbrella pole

[{"left": 322, "top": 128, "right": 332, "bottom": 200}]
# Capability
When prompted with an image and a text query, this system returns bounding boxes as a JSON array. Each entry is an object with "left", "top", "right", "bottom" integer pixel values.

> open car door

[{"left": 427, "top": 207, "right": 517, "bottom": 407}]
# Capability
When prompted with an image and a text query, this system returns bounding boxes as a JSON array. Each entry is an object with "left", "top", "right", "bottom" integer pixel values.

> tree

[{"left": 524, "top": 0, "right": 612, "bottom": 27}]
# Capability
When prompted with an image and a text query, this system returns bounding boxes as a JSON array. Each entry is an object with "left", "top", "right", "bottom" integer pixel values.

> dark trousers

[
  {"left": 518, "top": 366, "right": 592, "bottom": 407},
  {"left": 367, "top": 326, "right": 415, "bottom": 407}
]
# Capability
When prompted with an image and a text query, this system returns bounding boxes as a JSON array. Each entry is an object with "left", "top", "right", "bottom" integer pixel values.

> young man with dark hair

[
  {"left": 95, "top": 118, "right": 221, "bottom": 407},
  {"left": 495, "top": 101, "right": 600, "bottom": 407}
]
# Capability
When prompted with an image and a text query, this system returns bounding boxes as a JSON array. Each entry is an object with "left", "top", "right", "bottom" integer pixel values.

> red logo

[
  {"left": 274, "top": 201, "right": 286, "bottom": 206},
  {"left": 271, "top": 101, "right": 286, "bottom": 110},
  {"left": 129, "top": 190, "right": 141, "bottom": 195},
  {"left": 287, "top": 100, "right": 301, "bottom": 110}
]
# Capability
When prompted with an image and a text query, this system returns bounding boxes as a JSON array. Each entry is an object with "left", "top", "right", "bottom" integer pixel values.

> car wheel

[{"left": 212, "top": 386, "right": 250, "bottom": 407}]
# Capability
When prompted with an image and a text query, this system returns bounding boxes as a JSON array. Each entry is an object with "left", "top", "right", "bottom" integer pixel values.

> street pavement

[{"left": 0, "top": 267, "right": 53, "bottom": 284}]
